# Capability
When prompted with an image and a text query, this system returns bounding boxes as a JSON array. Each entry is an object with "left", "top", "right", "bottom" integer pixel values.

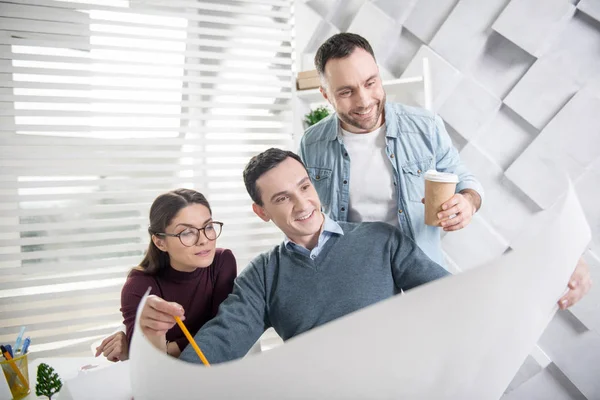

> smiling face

[
  {"left": 320, "top": 47, "right": 386, "bottom": 133},
  {"left": 152, "top": 203, "right": 217, "bottom": 272},
  {"left": 252, "top": 157, "right": 324, "bottom": 249}
]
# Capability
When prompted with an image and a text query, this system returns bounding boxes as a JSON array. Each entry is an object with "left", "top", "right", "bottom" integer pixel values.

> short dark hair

[
  {"left": 314, "top": 33, "right": 376, "bottom": 76},
  {"left": 243, "top": 148, "right": 307, "bottom": 206}
]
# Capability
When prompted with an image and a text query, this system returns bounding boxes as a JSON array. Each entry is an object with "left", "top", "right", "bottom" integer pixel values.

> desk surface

[{"left": 23, "top": 357, "right": 113, "bottom": 399}]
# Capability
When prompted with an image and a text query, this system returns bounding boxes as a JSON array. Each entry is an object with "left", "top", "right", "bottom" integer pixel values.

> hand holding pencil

[
  {"left": 138, "top": 295, "right": 183, "bottom": 353},
  {"left": 139, "top": 295, "right": 185, "bottom": 336},
  {"left": 139, "top": 295, "right": 210, "bottom": 365}
]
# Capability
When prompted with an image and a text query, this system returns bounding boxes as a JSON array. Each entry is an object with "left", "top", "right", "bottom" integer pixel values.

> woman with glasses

[{"left": 95, "top": 188, "right": 236, "bottom": 361}]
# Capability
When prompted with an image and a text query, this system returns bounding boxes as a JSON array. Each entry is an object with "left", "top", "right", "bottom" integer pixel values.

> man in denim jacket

[
  {"left": 299, "top": 33, "right": 591, "bottom": 309},
  {"left": 299, "top": 33, "right": 483, "bottom": 267}
]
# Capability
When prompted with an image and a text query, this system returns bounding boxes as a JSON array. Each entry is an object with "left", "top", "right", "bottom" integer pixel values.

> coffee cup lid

[{"left": 424, "top": 170, "right": 459, "bottom": 183}]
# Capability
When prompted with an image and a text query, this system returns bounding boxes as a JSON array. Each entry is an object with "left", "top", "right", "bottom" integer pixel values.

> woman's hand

[
  {"left": 95, "top": 331, "right": 129, "bottom": 362},
  {"left": 139, "top": 295, "right": 185, "bottom": 352}
]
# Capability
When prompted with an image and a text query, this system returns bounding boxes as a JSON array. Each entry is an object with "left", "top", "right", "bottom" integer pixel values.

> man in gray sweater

[{"left": 138, "top": 148, "right": 449, "bottom": 364}]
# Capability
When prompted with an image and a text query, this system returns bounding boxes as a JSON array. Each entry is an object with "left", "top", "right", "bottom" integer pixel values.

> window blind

[{"left": 0, "top": 0, "right": 294, "bottom": 358}]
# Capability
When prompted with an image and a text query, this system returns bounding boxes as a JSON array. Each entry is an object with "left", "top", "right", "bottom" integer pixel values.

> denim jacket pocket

[
  {"left": 401, "top": 158, "right": 433, "bottom": 202},
  {"left": 307, "top": 167, "right": 333, "bottom": 207}
]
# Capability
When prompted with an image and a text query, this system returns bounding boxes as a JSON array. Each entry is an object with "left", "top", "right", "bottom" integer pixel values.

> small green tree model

[
  {"left": 304, "top": 106, "right": 330, "bottom": 127},
  {"left": 35, "top": 363, "right": 62, "bottom": 400}
]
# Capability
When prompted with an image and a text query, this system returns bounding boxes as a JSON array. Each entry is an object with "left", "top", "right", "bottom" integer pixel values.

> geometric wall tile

[
  {"left": 459, "top": 143, "right": 538, "bottom": 242},
  {"left": 578, "top": 0, "right": 600, "bottom": 23},
  {"left": 378, "top": 66, "right": 396, "bottom": 81},
  {"left": 400, "top": 45, "right": 461, "bottom": 110},
  {"left": 504, "top": 5, "right": 600, "bottom": 126},
  {"left": 542, "top": 11, "right": 600, "bottom": 85},
  {"left": 503, "top": 60, "right": 580, "bottom": 130},
  {"left": 501, "top": 366, "right": 583, "bottom": 400},
  {"left": 474, "top": 105, "right": 539, "bottom": 171},
  {"left": 373, "top": 0, "right": 419, "bottom": 25},
  {"left": 305, "top": 0, "right": 338, "bottom": 19},
  {"left": 328, "top": 0, "right": 368, "bottom": 32},
  {"left": 543, "top": 11, "right": 600, "bottom": 86},
  {"left": 300, "top": 20, "right": 340, "bottom": 71},
  {"left": 502, "top": 9, "right": 600, "bottom": 128},
  {"left": 492, "top": 0, "right": 576, "bottom": 57},
  {"left": 438, "top": 76, "right": 501, "bottom": 141},
  {"left": 503, "top": 8, "right": 600, "bottom": 129},
  {"left": 467, "top": 32, "right": 536, "bottom": 99},
  {"left": 441, "top": 212, "right": 509, "bottom": 271},
  {"left": 503, "top": 355, "right": 544, "bottom": 395},
  {"left": 430, "top": 0, "right": 510, "bottom": 71},
  {"left": 295, "top": 1, "right": 325, "bottom": 70},
  {"left": 384, "top": 28, "right": 423, "bottom": 76},
  {"left": 445, "top": 124, "right": 469, "bottom": 152},
  {"left": 538, "top": 312, "right": 600, "bottom": 399},
  {"left": 347, "top": 1, "right": 399, "bottom": 59},
  {"left": 403, "top": 0, "right": 459, "bottom": 44},
  {"left": 311, "top": 20, "right": 342, "bottom": 53},
  {"left": 505, "top": 89, "right": 600, "bottom": 209}
]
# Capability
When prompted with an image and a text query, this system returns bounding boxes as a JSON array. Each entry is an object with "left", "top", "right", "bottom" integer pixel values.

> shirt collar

[
  {"left": 321, "top": 213, "right": 344, "bottom": 236},
  {"left": 283, "top": 213, "right": 344, "bottom": 248}
]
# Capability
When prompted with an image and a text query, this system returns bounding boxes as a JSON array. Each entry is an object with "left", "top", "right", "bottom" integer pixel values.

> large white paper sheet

[
  {"left": 61, "top": 360, "right": 131, "bottom": 400},
  {"left": 129, "top": 186, "right": 590, "bottom": 399}
]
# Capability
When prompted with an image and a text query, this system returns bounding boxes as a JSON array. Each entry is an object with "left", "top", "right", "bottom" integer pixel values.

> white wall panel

[
  {"left": 492, "top": 0, "right": 575, "bottom": 57},
  {"left": 506, "top": 89, "right": 600, "bottom": 208},
  {"left": 474, "top": 105, "right": 538, "bottom": 171},
  {"left": 430, "top": 0, "right": 510, "bottom": 71},
  {"left": 402, "top": 0, "right": 459, "bottom": 44},
  {"left": 467, "top": 32, "right": 535, "bottom": 99},
  {"left": 438, "top": 76, "right": 501, "bottom": 140}
]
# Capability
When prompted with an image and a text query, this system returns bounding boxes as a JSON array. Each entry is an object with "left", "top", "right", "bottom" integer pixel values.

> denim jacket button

[
  {"left": 316, "top": 175, "right": 320, "bottom": 180},
  {"left": 341, "top": 207, "right": 345, "bottom": 212},
  {"left": 390, "top": 153, "right": 395, "bottom": 158},
  {"left": 343, "top": 180, "right": 348, "bottom": 184}
]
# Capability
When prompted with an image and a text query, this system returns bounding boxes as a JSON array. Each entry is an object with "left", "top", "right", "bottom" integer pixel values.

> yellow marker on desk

[{"left": 173, "top": 316, "right": 211, "bottom": 367}]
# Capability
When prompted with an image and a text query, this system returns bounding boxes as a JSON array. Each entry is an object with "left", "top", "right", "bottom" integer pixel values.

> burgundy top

[{"left": 120, "top": 248, "right": 237, "bottom": 351}]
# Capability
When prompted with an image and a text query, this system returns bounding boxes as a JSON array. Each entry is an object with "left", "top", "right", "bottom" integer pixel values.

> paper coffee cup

[{"left": 424, "top": 170, "right": 459, "bottom": 226}]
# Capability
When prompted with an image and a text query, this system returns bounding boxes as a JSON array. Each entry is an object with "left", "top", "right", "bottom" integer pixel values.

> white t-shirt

[{"left": 341, "top": 124, "right": 399, "bottom": 227}]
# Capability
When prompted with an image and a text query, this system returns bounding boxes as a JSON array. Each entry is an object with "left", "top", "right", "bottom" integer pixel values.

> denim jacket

[{"left": 298, "top": 102, "right": 484, "bottom": 266}]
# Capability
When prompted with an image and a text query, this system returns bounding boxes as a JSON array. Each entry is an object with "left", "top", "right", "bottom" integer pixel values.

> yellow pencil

[{"left": 173, "top": 316, "right": 211, "bottom": 367}]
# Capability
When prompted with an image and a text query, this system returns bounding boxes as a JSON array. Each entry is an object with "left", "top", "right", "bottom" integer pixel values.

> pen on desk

[
  {"left": 173, "top": 316, "right": 211, "bottom": 367},
  {"left": 21, "top": 338, "right": 31, "bottom": 355},
  {"left": 0, "top": 345, "right": 28, "bottom": 389},
  {"left": 14, "top": 326, "right": 26, "bottom": 353}
]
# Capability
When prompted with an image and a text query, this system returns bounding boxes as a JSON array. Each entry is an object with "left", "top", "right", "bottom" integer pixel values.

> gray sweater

[{"left": 180, "top": 221, "right": 449, "bottom": 364}]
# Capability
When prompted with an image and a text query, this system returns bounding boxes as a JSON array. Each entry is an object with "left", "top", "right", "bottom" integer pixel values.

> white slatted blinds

[{"left": 0, "top": 0, "right": 294, "bottom": 358}]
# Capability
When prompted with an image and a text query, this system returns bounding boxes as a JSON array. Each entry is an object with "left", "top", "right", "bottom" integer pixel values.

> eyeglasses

[{"left": 154, "top": 222, "right": 223, "bottom": 247}]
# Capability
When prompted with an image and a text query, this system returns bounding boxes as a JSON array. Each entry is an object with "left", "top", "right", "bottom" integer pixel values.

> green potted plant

[{"left": 304, "top": 106, "right": 330, "bottom": 127}]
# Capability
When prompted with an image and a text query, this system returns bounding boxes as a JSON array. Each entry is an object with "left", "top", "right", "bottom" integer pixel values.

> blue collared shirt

[
  {"left": 299, "top": 102, "right": 484, "bottom": 267},
  {"left": 284, "top": 213, "right": 344, "bottom": 259}
]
